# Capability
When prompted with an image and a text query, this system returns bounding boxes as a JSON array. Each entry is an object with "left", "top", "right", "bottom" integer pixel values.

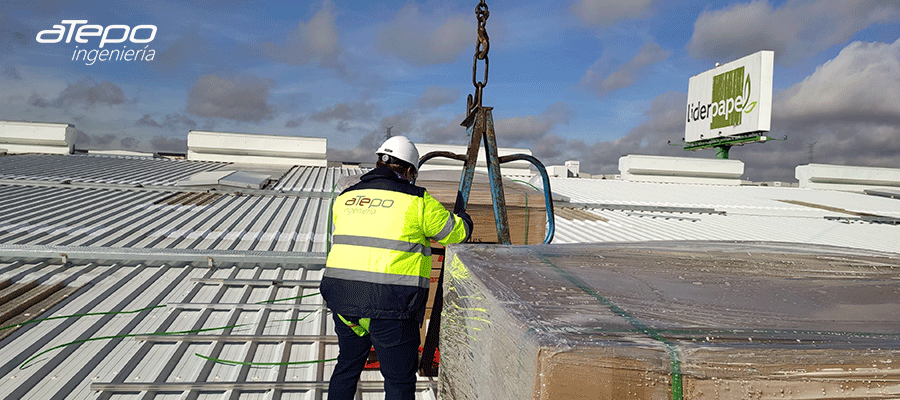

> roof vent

[
  {"left": 619, "top": 155, "right": 744, "bottom": 185},
  {"left": 176, "top": 170, "right": 272, "bottom": 190}
]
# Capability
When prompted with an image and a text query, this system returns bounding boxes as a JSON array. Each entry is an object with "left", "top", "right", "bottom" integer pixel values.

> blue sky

[{"left": 2, "top": 0, "right": 899, "bottom": 181}]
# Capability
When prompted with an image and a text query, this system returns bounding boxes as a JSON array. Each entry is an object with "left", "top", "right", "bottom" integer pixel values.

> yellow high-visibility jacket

[{"left": 320, "top": 166, "right": 471, "bottom": 322}]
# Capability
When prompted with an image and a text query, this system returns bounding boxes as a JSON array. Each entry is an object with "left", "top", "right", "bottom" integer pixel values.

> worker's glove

[
  {"left": 456, "top": 209, "right": 473, "bottom": 242},
  {"left": 453, "top": 192, "right": 466, "bottom": 214}
]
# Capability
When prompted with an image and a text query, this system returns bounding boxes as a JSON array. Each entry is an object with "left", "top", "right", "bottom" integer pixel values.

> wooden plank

[
  {"left": 0, "top": 285, "right": 79, "bottom": 340},
  {"left": 0, "top": 282, "right": 63, "bottom": 327}
]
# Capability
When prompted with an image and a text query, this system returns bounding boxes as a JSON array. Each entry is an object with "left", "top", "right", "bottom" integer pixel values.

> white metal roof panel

[
  {"left": 0, "top": 184, "right": 331, "bottom": 253},
  {"left": 545, "top": 177, "right": 899, "bottom": 253},
  {"left": 1, "top": 153, "right": 897, "bottom": 400},
  {"left": 545, "top": 177, "right": 900, "bottom": 218},
  {"left": 0, "top": 154, "right": 228, "bottom": 187},
  {"left": 273, "top": 166, "right": 370, "bottom": 193}
]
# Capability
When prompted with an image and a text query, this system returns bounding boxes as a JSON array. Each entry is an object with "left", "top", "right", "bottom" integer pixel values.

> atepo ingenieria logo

[{"left": 36, "top": 20, "right": 157, "bottom": 66}]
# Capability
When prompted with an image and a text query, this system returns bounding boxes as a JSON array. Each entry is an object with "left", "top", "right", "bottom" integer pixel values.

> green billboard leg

[{"left": 716, "top": 145, "right": 731, "bottom": 159}]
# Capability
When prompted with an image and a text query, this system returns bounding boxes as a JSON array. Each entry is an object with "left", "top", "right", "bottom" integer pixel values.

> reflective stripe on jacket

[{"left": 320, "top": 166, "right": 470, "bottom": 321}]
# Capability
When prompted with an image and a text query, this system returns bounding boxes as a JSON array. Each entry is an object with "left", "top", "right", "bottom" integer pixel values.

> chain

[{"left": 467, "top": 0, "right": 490, "bottom": 116}]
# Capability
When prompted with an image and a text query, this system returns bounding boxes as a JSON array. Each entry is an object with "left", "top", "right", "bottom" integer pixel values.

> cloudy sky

[{"left": 2, "top": 0, "right": 899, "bottom": 182}]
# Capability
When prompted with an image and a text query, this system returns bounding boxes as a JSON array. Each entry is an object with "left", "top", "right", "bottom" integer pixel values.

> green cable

[
  {"left": 511, "top": 179, "right": 541, "bottom": 192},
  {"left": 20, "top": 323, "right": 249, "bottom": 370},
  {"left": 195, "top": 353, "right": 337, "bottom": 366},
  {"left": 532, "top": 251, "right": 683, "bottom": 400},
  {"left": 523, "top": 192, "right": 529, "bottom": 244},
  {"left": 14, "top": 290, "right": 338, "bottom": 370},
  {"left": 513, "top": 179, "right": 542, "bottom": 244},
  {"left": 0, "top": 305, "right": 166, "bottom": 331}
]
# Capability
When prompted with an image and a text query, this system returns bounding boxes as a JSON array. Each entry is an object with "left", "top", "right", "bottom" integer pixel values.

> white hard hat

[{"left": 376, "top": 136, "right": 420, "bottom": 171}]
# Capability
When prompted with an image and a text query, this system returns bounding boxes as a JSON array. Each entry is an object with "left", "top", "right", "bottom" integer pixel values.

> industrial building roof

[
  {"left": 0, "top": 152, "right": 897, "bottom": 400},
  {"left": 542, "top": 176, "right": 899, "bottom": 253}
]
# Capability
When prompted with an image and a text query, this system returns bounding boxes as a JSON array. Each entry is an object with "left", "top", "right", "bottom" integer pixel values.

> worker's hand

[
  {"left": 456, "top": 209, "right": 473, "bottom": 242},
  {"left": 453, "top": 192, "right": 466, "bottom": 214}
]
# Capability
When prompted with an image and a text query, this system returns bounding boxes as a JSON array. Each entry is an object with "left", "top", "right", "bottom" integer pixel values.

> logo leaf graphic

[{"left": 743, "top": 74, "right": 755, "bottom": 114}]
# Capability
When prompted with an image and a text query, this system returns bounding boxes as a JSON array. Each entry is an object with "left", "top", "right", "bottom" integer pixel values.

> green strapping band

[
  {"left": 0, "top": 305, "right": 167, "bottom": 331},
  {"left": 20, "top": 323, "right": 249, "bottom": 370},
  {"left": 15, "top": 292, "right": 341, "bottom": 371},
  {"left": 533, "top": 251, "right": 683, "bottom": 400}
]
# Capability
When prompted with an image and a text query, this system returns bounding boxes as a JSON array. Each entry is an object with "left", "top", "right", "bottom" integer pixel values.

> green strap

[
  {"left": 0, "top": 305, "right": 166, "bottom": 331},
  {"left": 20, "top": 323, "right": 248, "bottom": 370},
  {"left": 533, "top": 251, "right": 683, "bottom": 400}
]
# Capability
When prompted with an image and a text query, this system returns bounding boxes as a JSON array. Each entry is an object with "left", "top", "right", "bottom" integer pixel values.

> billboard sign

[{"left": 685, "top": 51, "right": 773, "bottom": 143}]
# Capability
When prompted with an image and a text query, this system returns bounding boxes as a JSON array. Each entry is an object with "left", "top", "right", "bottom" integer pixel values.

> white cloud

[
  {"left": 581, "top": 42, "right": 671, "bottom": 95},
  {"left": 262, "top": 1, "right": 342, "bottom": 67},
  {"left": 689, "top": 0, "right": 900, "bottom": 65},
  {"left": 416, "top": 86, "right": 461, "bottom": 109},
  {"left": 377, "top": 4, "right": 470, "bottom": 66},
  {"left": 779, "top": 38, "right": 900, "bottom": 122},
  {"left": 494, "top": 102, "right": 574, "bottom": 146},
  {"left": 28, "top": 78, "right": 126, "bottom": 109},
  {"left": 310, "top": 100, "right": 376, "bottom": 123},
  {"left": 186, "top": 74, "right": 275, "bottom": 122},
  {"left": 2, "top": 65, "right": 21, "bottom": 80},
  {"left": 571, "top": 0, "right": 655, "bottom": 26},
  {"left": 136, "top": 112, "right": 198, "bottom": 131},
  {"left": 551, "top": 39, "right": 900, "bottom": 182}
]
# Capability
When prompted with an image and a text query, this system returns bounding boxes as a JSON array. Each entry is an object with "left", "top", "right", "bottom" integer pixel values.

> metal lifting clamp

[
  {"left": 418, "top": 0, "right": 556, "bottom": 376},
  {"left": 416, "top": 0, "right": 556, "bottom": 246}
]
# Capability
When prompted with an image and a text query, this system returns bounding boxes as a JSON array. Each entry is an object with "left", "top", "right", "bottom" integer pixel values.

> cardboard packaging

[{"left": 440, "top": 242, "right": 900, "bottom": 399}]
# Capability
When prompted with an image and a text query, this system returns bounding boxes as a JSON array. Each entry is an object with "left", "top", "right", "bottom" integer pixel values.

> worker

[{"left": 320, "top": 135, "right": 473, "bottom": 399}]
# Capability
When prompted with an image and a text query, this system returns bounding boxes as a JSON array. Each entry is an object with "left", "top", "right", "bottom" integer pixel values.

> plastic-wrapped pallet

[{"left": 440, "top": 242, "right": 900, "bottom": 399}]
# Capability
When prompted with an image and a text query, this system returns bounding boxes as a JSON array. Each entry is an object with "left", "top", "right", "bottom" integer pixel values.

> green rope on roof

[
  {"left": 20, "top": 323, "right": 249, "bottom": 370},
  {"left": 0, "top": 304, "right": 166, "bottom": 331}
]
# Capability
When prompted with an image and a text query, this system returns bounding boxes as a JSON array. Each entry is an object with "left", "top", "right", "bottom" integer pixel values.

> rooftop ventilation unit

[
  {"left": 0, "top": 120, "right": 75, "bottom": 155},
  {"left": 796, "top": 163, "right": 900, "bottom": 192},
  {"left": 176, "top": 170, "right": 273, "bottom": 190},
  {"left": 619, "top": 154, "right": 744, "bottom": 185},
  {"left": 187, "top": 130, "right": 327, "bottom": 167}
]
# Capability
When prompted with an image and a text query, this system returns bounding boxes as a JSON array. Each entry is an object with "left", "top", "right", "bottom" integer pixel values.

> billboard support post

[{"left": 716, "top": 145, "right": 730, "bottom": 159}]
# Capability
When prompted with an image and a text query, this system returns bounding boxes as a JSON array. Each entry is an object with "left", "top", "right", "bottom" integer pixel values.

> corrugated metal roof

[
  {"left": 0, "top": 154, "right": 228, "bottom": 187},
  {"left": 544, "top": 177, "right": 900, "bottom": 253},
  {"left": 0, "top": 258, "right": 438, "bottom": 400},
  {"left": 0, "top": 154, "right": 435, "bottom": 399},
  {"left": 273, "top": 166, "right": 370, "bottom": 192},
  {"left": 1, "top": 153, "right": 898, "bottom": 399},
  {"left": 0, "top": 184, "right": 331, "bottom": 253}
]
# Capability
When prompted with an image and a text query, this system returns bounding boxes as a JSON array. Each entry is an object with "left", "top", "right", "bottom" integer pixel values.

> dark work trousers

[{"left": 328, "top": 313, "right": 420, "bottom": 400}]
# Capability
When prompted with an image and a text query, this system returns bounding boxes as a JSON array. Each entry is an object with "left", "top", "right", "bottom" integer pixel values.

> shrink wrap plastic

[{"left": 440, "top": 242, "right": 900, "bottom": 399}]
